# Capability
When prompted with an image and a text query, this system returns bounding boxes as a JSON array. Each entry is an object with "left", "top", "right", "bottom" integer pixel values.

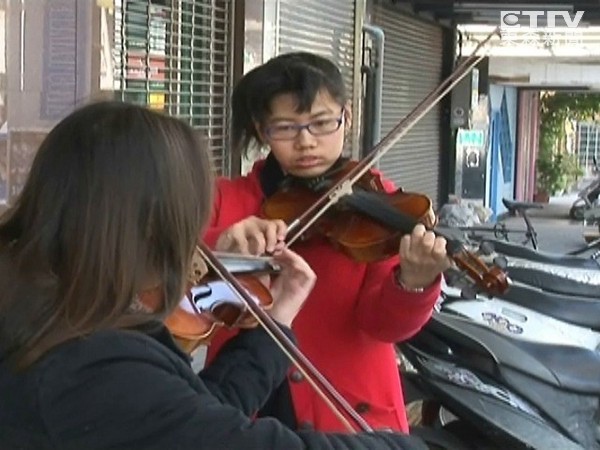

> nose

[{"left": 294, "top": 127, "right": 316, "bottom": 149}]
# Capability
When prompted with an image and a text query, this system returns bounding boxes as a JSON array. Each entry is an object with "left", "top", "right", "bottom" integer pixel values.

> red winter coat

[{"left": 203, "top": 159, "right": 441, "bottom": 433}]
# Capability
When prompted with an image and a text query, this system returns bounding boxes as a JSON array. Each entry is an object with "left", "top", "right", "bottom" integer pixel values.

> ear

[
  {"left": 343, "top": 103, "right": 353, "bottom": 131},
  {"left": 254, "top": 120, "right": 267, "bottom": 145}
]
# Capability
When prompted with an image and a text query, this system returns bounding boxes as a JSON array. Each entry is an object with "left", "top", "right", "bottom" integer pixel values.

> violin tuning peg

[
  {"left": 492, "top": 255, "right": 508, "bottom": 270},
  {"left": 445, "top": 269, "right": 473, "bottom": 292},
  {"left": 478, "top": 241, "right": 494, "bottom": 256},
  {"left": 443, "top": 269, "right": 461, "bottom": 286}
]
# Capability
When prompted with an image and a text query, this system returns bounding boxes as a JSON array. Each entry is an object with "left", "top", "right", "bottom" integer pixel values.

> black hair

[{"left": 231, "top": 52, "right": 347, "bottom": 156}]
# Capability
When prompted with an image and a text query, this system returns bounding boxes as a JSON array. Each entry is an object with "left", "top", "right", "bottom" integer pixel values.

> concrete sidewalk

[{"left": 500, "top": 190, "right": 596, "bottom": 255}]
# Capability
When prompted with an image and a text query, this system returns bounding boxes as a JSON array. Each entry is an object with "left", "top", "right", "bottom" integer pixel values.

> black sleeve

[
  {"left": 37, "top": 338, "right": 427, "bottom": 450},
  {"left": 198, "top": 325, "right": 293, "bottom": 415}
]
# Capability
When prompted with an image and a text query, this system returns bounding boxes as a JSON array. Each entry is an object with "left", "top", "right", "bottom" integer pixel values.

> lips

[{"left": 295, "top": 157, "right": 322, "bottom": 168}]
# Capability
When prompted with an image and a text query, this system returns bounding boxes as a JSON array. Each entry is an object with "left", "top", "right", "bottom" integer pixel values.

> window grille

[
  {"left": 577, "top": 122, "right": 600, "bottom": 171},
  {"left": 113, "top": 0, "right": 231, "bottom": 174}
]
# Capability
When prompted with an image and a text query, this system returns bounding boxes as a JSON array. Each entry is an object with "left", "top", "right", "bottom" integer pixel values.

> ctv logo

[{"left": 500, "top": 10, "right": 584, "bottom": 29}]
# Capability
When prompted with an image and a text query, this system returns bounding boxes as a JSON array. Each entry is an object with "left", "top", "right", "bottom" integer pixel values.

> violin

[
  {"left": 139, "top": 250, "right": 279, "bottom": 354},
  {"left": 262, "top": 159, "right": 509, "bottom": 296},
  {"left": 262, "top": 159, "right": 436, "bottom": 262}
]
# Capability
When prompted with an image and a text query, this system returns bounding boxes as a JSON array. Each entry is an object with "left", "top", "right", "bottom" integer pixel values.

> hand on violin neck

[
  {"left": 215, "top": 216, "right": 287, "bottom": 256},
  {"left": 266, "top": 248, "right": 316, "bottom": 327},
  {"left": 397, "top": 224, "right": 452, "bottom": 290}
]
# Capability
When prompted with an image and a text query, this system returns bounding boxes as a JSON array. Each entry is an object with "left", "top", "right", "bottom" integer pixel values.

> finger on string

[
  {"left": 408, "top": 224, "right": 426, "bottom": 253},
  {"left": 421, "top": 231, "right": 436, "bottom": 252},
  {"left": 273, "top": 219, "right": 288, "bottom": 241},
  {"left": 264, "top": 223, "right": 281, "bottom": 254},
  {"left": 271, "top": 240, "right": 286, "bottom": 255},
  {"left": 274, "top": 248, "right": 313, "bottom": 275},
  {"left": 272, "top": 247, "right": 298, "bottom": 267}
]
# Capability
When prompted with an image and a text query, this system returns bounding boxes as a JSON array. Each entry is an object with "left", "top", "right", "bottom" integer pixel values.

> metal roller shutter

[
  {"left": 114, "top": 0, "right": 231, "bottom": 175},
  {"left": 277, "top": 0, "right": 355, "bottom": 96},
  {"left": 276, "top": 0, "right": 358, "bottom": 154},
  {"left": 372, "top": 5, "right": 443, "bottom": 206}
]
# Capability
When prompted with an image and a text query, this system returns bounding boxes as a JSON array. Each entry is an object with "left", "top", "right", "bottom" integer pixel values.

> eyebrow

[{"left": 269, "top": 109, "right": 337, "bottom": 123}]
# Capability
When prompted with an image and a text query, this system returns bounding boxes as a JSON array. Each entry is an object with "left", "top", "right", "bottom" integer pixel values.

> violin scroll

[{"left": 450, "top": 247, "right": 511, "bottom": 297}]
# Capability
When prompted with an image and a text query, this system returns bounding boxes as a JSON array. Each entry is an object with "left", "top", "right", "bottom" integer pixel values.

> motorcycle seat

[
  {"left": 506, "top": 265, "right": 600, "bottom": 298},
  {"left": 502, "top": 198, "right": 543, "bottom": 214},
  {"left": 483, "top": 239, "right": 600, "bottom": 270},
  {"left": 500, "top": 283, "right": 600, "bottom": 330},
  {"left": 430, "top": 312, "right": 600, "bottom": 394}
]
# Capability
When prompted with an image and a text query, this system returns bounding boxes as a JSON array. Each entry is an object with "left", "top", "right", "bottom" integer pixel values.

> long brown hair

[{"left": 0, "top": 101, "right": 213, "bottom": 367}]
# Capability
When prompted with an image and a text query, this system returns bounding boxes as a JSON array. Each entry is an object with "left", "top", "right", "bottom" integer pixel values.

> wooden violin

[
  {"left": 139, "top": 250, "right": 279, "bottom": 353},
  {"left": 262, "top": 159, "right": 509, "bottom": 296}
]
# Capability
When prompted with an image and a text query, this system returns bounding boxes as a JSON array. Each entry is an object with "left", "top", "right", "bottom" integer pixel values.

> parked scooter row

[
  {"left": 401, "top": 239, "right": 600, "bottom": 449},
  {"left": 479, "top": 239, "right": 600, "bottom": 298}
]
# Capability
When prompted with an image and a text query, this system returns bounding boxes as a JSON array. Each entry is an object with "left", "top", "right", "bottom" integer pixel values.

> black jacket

[{"left": 0, "top": 322, "right": 426, "bottom": 450}]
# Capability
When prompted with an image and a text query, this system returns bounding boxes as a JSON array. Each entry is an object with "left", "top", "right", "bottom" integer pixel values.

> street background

[{"left": 486, "top": 178, "right": 599, "bottom": 255}]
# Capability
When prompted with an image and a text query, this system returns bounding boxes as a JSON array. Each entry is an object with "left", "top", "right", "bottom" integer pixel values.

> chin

[{"left": 290, "top": 166, "right": 326, "bottom": 178}]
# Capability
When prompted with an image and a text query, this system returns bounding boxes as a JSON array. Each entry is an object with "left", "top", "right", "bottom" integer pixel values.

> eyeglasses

[{"left": 264, "top": 109, "right": 345, "bottom": 141}]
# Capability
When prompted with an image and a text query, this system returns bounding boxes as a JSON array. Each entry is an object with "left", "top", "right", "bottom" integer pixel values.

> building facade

[{"left": 0, "top": 0, "right": 461, "bottom": 213}]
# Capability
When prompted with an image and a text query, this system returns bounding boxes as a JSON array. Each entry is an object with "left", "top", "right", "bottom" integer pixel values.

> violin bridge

[{"left": 328, "top": 180, "right": 354, "bottom": 204}]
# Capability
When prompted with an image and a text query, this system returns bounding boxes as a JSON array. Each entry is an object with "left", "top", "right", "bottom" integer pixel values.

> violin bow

[
  {"left": 286, "top": 27, "right": 500, "bottom": 246},
  {"left": 197, "top": 243, "right": 373, "bottom": 433}
]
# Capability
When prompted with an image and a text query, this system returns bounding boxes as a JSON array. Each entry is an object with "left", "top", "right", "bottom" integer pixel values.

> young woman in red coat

[{"left": 203, "top": 52, "right": 451, "bottom": 433}]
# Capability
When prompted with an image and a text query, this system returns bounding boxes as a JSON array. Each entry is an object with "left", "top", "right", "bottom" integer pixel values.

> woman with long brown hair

[{"left": 0, "top": 101, "right": 426, "bottom": 449}]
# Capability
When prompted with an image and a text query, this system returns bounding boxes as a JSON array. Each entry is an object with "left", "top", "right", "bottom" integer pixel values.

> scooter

[
  {"left": 570, "top": 158, "right": 600, "bottom": 221},
  {"left": 401, "top": 302, "right": 600, "bottom": 449},
  {"left": 474, "top": 239, "right": 600, "bottom": 298},
  {"left": 401, "top": 268, "right": 600, "bottom": 450},
  {"left": 440, "top": 280, "right": 600, "bottom": 352}
]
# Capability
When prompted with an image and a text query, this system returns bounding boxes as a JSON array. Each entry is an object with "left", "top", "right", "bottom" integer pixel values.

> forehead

[{"left": 268, "top": 90, "right": 341, "bottom": 117}]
